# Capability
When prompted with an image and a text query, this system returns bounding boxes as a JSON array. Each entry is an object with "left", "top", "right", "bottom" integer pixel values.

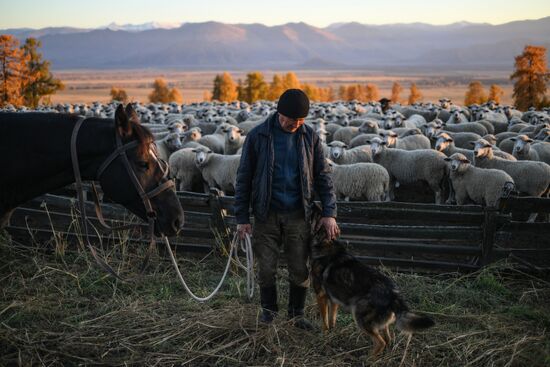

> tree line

[{"left": 0, "top": 35, "right": 64, "bottom": 107}]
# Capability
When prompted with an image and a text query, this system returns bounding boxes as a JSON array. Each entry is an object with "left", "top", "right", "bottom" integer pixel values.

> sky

[{"left": 1, "top": 0, "right": 549, "bottom": 29}]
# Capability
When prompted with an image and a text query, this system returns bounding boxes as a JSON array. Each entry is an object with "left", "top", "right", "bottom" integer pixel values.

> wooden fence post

[
  {"left": 209, "top": 188, "right": 230, "bottom": 248},
  {"left": 480, "top": 207, "right": 497, "bottom": 266}
]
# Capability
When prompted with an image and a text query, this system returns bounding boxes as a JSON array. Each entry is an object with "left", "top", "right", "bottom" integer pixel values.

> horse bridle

[{"left": 70, "top": 116, "right": 176, "bottom": 279}]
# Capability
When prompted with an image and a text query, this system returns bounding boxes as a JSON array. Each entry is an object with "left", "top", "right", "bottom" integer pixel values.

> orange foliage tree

[
  {"left": 365, "top": 83, "right": 379, "bottom": 102},
  {"left": 408, "top": 83, "right": 422, "bottom": 105},
  {"left": 212, "top": 72, "right": 238, "bottom": 102},
  {"left": 390, "top": 82, "right": 403, "bottom": 103},
  {"left": 510, "top": 45, "right": 549, "bottom": 110},
  {"left": 148, "top": 78, "right": 182, "bottom": 103},
  {"left": 464, "top": 81, "right": 488, "bottom": 105},
  {"left": 0, "top": 35, "right": 28, "bottom": 106},
  {"left": 242, "top": 72, "right": 268, "bottom": 103},
  {"left": 488, "top": 84, "right": 504, "bottom": 105},
  {"left": 110, "top": 87, "right": 129, "bottom": 103}
]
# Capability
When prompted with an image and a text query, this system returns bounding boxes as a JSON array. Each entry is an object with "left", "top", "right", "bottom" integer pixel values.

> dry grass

[
  {"left": 50, "top": 69, "right": 515, "bottom": 105},
  {"left": 1, "top": 230, "right": 549, "bottom": 366}
]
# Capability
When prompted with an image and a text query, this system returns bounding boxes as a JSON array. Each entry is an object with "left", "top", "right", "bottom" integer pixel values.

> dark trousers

[{"left": 253, "top": 209, "right": 310, "bottom": 288}]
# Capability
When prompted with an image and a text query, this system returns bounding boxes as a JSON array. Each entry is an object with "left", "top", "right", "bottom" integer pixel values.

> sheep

[
  {"left": 380, "top": 129, "right": 431, "bottom": 150},
  {"left": 441, "top": 121, "right": 488, "bottom": 136},
  {"left": 327, "top": 141, "right": 372, "bottom": 164},
  {"left": 444, "top": 153, "right": 515, "bottom": 207},
  {"left": 473, "top": 139, "right": 550, "bottom": 198},
  {"left": 367, "top": 137, "right": 448, "bottom": 204},
  {"left": 224, "top": 125, "right": 246, "bottom": 155},
  {"left": 511, "top": 135, "right": 550, "bottom": 165},
  {"left": 197, "top": 123, "right": 229, "bottom": 154},
  {"left": 169, "top": 148, "right": 204, "bottom": 192},
  {"left": 349, "top": 133, "right": 380, "bottom": 148},
  {"left": 238, "top": 118, "right": 263, "bottom": 134},
  {"left": 193, "top": 146, "right": 241, "bottom": 194},
  {"left": 332, "top": 126, "right": 361, "bottom": 145},
  {"left": 155, "top": 132, "right": 182, "bottom": 162},
  {"left": 181, "top": 127, "right": 202, "bottom": 144},
  {"left": 446, "top": 109, "right": 468, "bottom": 124},
  {"left": 326, "top": 160, "right": 389, "bottom": 201},
  {"left": 435, "top": 132, "right": 475, "bottom": 162}
]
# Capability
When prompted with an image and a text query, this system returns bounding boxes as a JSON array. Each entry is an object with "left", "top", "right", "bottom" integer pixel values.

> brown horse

[{"left": 0, "top": 104, "right": 184, "bottom": 236}]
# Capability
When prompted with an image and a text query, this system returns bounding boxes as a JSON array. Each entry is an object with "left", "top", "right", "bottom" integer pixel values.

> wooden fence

[{"left": 6, "top": 184, "right": 550, "bottom": 273}]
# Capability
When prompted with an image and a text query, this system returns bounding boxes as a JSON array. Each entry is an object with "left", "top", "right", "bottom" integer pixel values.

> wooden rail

[{"left": 6, "top": 184, "right": 550, "bottom": 273}]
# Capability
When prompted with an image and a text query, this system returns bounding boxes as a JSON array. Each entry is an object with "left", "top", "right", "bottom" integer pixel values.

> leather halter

[{"left": 70, "top": 116, "right": 175, "bottom": 279}]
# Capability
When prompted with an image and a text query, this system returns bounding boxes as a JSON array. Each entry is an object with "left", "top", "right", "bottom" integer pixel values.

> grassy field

[
  {"left": 1, "top": 230, "right": 548, "bottom": 366},
  {"left": 50, "top": 69, "right": 515, "bottom": 105}
]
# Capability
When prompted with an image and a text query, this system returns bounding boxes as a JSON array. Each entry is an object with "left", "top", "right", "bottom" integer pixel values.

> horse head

[{"left": 95, "top": 104, "right": 184, "bottom": 236}]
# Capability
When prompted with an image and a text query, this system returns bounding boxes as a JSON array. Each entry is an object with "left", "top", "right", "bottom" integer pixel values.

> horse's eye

[{"left": 137, "top": 161, "right": 149, "bottom": 170}]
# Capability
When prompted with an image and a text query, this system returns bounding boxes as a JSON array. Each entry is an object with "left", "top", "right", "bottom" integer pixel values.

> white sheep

[
  {"left": 444, "top": 153, "right": 515, "bottom": 207},
  {"left": 367, "top": 137, "right": 448, "bottom": 203},
  {"left": 380, "top": 129, "right": 431, "bottom": 150},
  {"left": 473, "top": 139, "right": 550, "bottom": 198},
  {"left": 155, "top": 132, "right": 182, "bottom": 162},
  {"left": 168, "top": 148, "right": 204, "bottom": 192},
  {"left": 328, "top": 141, "right": 372, "bottom": 164},
  {"left": 511, "top": 135, "right": 550, "bottom": 165},
  {"left": 193, "top": 146, "right": 241, "bottom": 194},
  {"left": 326, "top": 160, "right": 389, "bottom": 201},
  {"left": 197, "top": 123, "right": 229, "bottom": 154},
  {"left": 224, "top": 125, "right": 246, "bottom": 155}
]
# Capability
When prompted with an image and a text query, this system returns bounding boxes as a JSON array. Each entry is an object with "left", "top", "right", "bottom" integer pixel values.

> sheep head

[{"left": 444, "top": 153, "right": 470, "bottom": 173}]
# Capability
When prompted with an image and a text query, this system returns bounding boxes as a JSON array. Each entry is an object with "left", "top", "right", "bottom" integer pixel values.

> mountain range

[{"left": 2, "top": 17, "right": 549, "bottom": 70}]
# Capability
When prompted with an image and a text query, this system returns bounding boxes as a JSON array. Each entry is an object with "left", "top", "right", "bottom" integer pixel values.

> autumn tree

[
  {"left": 282, "top": 72, "right": 301, "bottom": 90},
  {"left": 464, "top": 81, "right": 488, "bottom": 105},
  {"left": 390, "top": 82, "right": 403, "bottom": 103},
  {"left": 268, "top": 74, "right": 285, "bottom": 100},
  {"left": 242, "top": 72, "right": 268, "bottom": 103},
  {"left": 0, "top": 35, "right": 28, "bottom": 106},
  {"left": 365, "top": 83, "right": 379, "bottom": 102},
  {"left": 212, "top": 72, "right": 238, "bottom": 102},
  {"left": 408, "top": 83, "right": 422, "bottom": 105},
  {"left": 236, "top": 79, "right": 245, "bottom": 101},
  {"left": 20, "top": 38, "right": 63, "bottom": 108},
  {"left": 148, "top": 78, "right": 182, "bottom": 103},
  {"left": 510, "top": 45, "right": 549, "bottom": 110},
  {"left": 488, "top": 84, "right": 504, "bottom": 105},
  {"left": 302, "top": 83, "right": 320, "bottom": 101},
  {"left": 110, "top": 87, "right": 128, "bottom": 103}
]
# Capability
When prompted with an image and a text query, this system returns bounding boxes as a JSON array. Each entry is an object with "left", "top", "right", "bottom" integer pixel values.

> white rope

[{"left": 163, "top": 232, "right": 254, "bottom": 302}]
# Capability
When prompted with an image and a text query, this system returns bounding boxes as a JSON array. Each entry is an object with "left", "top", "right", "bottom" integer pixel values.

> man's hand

[
  {"left": 315, "top": 217, "right": 340, "bottom": 240},
  {"left": 237, "top": 223, "right": 252, "bottom": 240}
]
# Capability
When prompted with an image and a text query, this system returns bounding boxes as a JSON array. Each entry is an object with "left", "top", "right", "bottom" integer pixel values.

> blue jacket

[{"left": 234, "top": 112, "right": 337, "bottom": 224}]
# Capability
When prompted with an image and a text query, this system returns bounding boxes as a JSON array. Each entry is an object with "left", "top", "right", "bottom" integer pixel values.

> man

[{"left": 234, "top": 89, "right": 339, "bottom": 330}]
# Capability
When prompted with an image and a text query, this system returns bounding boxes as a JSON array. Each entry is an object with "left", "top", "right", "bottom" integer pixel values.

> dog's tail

[{"left": 393, "top": 296, "right": 435, "bottom": 333}]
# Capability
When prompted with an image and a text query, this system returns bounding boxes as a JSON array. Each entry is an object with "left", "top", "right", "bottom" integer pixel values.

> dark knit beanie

[{"left": 277, "top": 89, "right": 310, "bottom": 118}]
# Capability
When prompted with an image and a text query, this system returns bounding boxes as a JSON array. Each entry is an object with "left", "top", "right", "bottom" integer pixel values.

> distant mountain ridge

[{"left": 2, "top": 17, "right": 549, "bottom": 70}]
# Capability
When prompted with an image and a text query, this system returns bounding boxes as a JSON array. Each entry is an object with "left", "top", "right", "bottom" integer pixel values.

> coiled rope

[{"left": 163, "top": 232, "right": 254, "bottom": 302}]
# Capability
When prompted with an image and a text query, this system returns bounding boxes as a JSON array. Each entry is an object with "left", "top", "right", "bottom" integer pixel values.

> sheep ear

[
  {"left": 238, "top": 129, "right": 244, "bottom": 134},
  {"left": 343, "top": 144, "right": 349, "bottom": 149},
  {"left": 527, "top": 138, "right": 534, "bottom": 143},
  {"left": 197, "top": 127, "right": 202, "bottom": 133},
  {"left": 469, "top": 141, "right": 476, "bottom": 146},
  {"left": 463, "top": 158, "right": 471, "bottom": 164},
  {"left": 443, "top": 157, "right": 451, "bottom": 162},
  {"left": 191, "top": 149, "right": 197, "bottom": 152},
  {"left": 365, "top": 139, "right": 372, "bottom": 144},
  {"left": 378, "top": 132, "right": 385, "bottom": 137},
  {"left": 381, "top": 141, "right": 387, "bottom": 146},
  {"left": 207, "top": 150, "right": 213, "bottom": 153},
  {"left": 510, "top": 138, "right": 516, "bottom": 141}
]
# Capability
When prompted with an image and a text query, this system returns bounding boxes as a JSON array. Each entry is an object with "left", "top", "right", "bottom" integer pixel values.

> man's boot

[
  {"left": 259, "top": 286, "right": 278, "bottom": 323},
  {"left": 288, "top": 284, "right": 314, "bottom": 331}
]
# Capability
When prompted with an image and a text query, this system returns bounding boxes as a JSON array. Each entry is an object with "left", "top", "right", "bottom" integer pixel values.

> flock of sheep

[{"left": 3, "top": 99, "right": 550, "bottom": 212}]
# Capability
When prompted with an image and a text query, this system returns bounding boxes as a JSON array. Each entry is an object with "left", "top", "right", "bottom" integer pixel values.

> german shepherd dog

[{"left": 309, "top": 204, "right": 434, "bottom": 356}]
